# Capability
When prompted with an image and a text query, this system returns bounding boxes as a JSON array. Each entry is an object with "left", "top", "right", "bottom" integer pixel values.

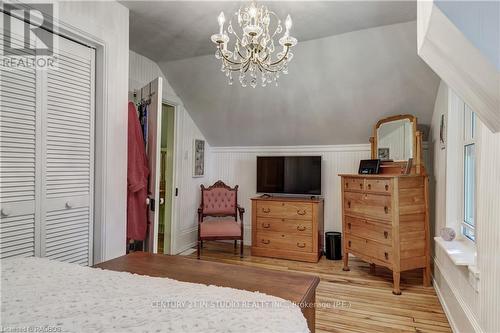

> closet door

[
  {"left": 0, "top": 20, "right": 39, "bottom": 258},
  {"left": 41, "top": 36, "right": 95, "bottom": 265}
]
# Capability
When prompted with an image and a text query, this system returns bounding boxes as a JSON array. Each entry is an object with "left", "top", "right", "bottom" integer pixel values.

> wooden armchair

[{"left": 197, "top": 181, "right": 245, "bottom": 259}]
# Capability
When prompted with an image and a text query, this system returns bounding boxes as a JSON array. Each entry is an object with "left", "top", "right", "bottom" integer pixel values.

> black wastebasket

[{"left": 325, "top": 232, "right": 342, "bottom": 260}]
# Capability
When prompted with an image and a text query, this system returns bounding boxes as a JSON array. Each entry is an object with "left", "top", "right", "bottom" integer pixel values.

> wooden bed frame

[{"left": 94, "top": 252, "right": 319, "bottom": 332}]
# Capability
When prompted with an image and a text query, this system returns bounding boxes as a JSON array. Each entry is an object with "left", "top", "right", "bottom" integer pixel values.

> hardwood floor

[{"left": 189, "top": 241, "right": 451, "bottom": 333}]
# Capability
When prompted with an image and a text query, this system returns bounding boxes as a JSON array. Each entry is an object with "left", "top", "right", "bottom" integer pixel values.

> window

[{"left": 462, "top": 106, "right": 476, "bottom": 241}]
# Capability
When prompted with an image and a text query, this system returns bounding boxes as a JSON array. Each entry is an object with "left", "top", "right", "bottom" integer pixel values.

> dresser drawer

[
  {"left": 256, "top": 201, "right": 285, "bottom": 218},
  {"left": 283, "top": 202, "right": 313, "bottom": 220},
  {"left": 343, "top": 177, "right": 364, "bottom": 192},
  {"left": 256, "top": 231, "right": 312, "bottom": 252},
  {"left": 343, "top": 192, "right": 365, "bottom": 216},
  {"left": 257, "top": 217, "right": 312, "bottom": 235},
  {"left": 362, "top": 194, "right": 392, "bottom": 221},
  {"left": 345, "top": 216, "right": 392, "bottom": 245},
  {"left": 345, "top": 234, "right": 392, "bottom": 264},
  {"left": 365, "top": 178, "right": 392, "bottom": 194}
]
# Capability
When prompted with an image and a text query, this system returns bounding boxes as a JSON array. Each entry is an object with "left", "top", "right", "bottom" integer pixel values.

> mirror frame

[{"left": 370, "top": 114, "right": 425, "bottom": 175}]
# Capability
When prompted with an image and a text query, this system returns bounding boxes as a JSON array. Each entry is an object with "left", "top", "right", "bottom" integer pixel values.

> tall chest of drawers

[
  {"left": 251, "top": 197, "right": 324, "bottom": 262},
  {"left": 339, "top": 174, "right": 431, "bottom": 294}
]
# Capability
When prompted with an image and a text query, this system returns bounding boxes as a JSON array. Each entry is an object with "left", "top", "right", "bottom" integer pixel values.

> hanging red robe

[{"left": 127, "top": 101, "right": 149, "bottom": 240}]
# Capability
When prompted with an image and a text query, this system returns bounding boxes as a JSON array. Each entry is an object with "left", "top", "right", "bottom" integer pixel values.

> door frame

[{"left": 161, "top": 99, "right": 179, "bottom": 255}]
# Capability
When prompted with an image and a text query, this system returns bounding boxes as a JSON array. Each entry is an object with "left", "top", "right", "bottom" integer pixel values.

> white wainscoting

[{"left": 208, "top": 145, "right": 371, "bottom": 245}]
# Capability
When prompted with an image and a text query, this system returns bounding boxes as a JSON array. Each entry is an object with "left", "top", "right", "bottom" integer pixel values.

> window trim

[{"left": 461, "top": 106, "right": 477, "bottom": 242}]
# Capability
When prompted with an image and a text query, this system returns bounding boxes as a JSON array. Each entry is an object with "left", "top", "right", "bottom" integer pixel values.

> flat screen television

[{"left": 257, "top": 156, "right": 322, "bottom": 195}]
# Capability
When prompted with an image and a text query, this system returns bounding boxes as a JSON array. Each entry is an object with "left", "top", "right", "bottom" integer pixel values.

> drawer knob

[
  {"left": 297, "top": 209, "right": 306, "bottom": 216},
  {"left": 296, "top": 242, "right": 306, "bottom": 248},
  {"left": 348, "top": 240, "right": 352, "bottom": 247},
  {"left": 384, "top": 231, "right": 388, "bottom": 239},
  {"left": 261, "top": 239, "right": 270, "bottom": 245},
  {"left": 367, "top": 184, "right": 372, "bottom": 190},
  {"left": 384, "top": 252, "right": 389, "bottom": 260},
  {"left": 347, "top": 201, "right": 351, "bottom": 208},
  {"left": 65, "top": 201, "right": 74, "bottom": 209},
  {"left": 384, "top": 206, "right": 389, "bottom": 214},
  {"left": 262, "top": 208, "right": 270, "bottom": 213},
  {"left": 359, "top": 183, "right": 363, "bottom": 189},
  {"left": 262, "top": 223, "right": 270, "bottom": 229},
  {"left": 345, "top": 183, "right": 349, "bottom": 188},
  {"left": 385, "top": 184, "right": 389, "bottom": 191},
  {"left": 297, "top": 225, "right": 306, "bottom": 231},
  {"left": 347, "top": 222, "right": 351, "bottom": 230},
  {"left": 1, "top": 208, "right": 11, "bottom": 217}
]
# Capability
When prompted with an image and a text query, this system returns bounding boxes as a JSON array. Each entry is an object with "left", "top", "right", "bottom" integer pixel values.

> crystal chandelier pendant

[{"left": 210, "top": 1, "right": 298, "bottom": 88}]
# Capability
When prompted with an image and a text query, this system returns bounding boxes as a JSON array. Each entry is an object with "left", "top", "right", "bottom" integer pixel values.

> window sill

[{"left": 434, "top": 236, "right": 476, "bottom": 266}]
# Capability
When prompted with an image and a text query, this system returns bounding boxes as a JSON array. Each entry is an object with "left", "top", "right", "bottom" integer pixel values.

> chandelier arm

[
  {"left": 219, "top": 48, "right": 247, "bottom": 66},
  {"left": 243, "top": 59, "right": 252, "bottom": 73},
  {"left": 269, "top": 46, "right": 290, "bottom": 66}
]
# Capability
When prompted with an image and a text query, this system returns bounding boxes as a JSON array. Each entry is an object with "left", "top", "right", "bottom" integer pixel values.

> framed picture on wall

[{"left": 193, "top": 139, "right": 205, "bottom": 177}]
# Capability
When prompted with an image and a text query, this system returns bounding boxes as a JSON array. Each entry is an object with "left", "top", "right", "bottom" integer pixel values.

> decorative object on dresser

[
  {"left": 251, "top": 196, "right": 324, "bottom": 262},
  {"left": 197, "top": 181, "right": 245, "bottom": 258},
  {"left": 340, "top": 114, "right": 431, "bottom": 295}
]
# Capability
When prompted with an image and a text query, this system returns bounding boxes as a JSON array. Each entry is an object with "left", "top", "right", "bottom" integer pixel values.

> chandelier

[{"left": 210, "top": 1, "right": 297, "bottom": 88}]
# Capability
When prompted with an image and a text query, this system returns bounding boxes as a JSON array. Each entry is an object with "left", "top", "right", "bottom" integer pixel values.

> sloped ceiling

[
  {"left": 123, "top": 1, "right": 417, "bottom": 62},
  {"left": 160, "top": 21, "right": 440, "bottom": 146}
]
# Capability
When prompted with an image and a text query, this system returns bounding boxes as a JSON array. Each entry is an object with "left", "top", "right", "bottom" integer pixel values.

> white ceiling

[
  {"left": 160, "top": 21, "right": 440, "bottom": 146},
  {"left": 123, "top": 1, "right": 417, "bottom": 62}
]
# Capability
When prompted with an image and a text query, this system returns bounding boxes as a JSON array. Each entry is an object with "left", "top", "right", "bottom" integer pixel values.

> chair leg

[
  {"left": 200, "top": 240, "right": 203, "bottom": 249},
  {"left": 240, "top": 239, "right": 244, "bottom": 258},
  {"left": 234, "top": 240, "right": 237, "bottom": 249},
  {"left": 197, "top": 240, "right": 201, "bottom": 259}
]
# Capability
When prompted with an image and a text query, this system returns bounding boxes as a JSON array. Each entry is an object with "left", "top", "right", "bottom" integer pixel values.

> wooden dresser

[
  {"left": 339, "top": 174, "right": 431, "bottom": 294},
  {"left": 251, "top": 196, "right": 324, "bottom": 262}
]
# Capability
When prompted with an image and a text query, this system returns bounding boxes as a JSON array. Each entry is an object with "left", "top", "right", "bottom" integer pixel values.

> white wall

[
  {"left": 129, "top": 51, "right": 210, "bottom": 254},
  {"left": 209, "top": 145, "right": 371, "bottom": 244},
  {"left": 37, "top": 1, "right": 130, "bottom": 262},
  {"left": 161, "top": 21, "right": 439, "bottom": 147},
  {"left": 430, "top": 81, "right": 500, "bottom": 333}
]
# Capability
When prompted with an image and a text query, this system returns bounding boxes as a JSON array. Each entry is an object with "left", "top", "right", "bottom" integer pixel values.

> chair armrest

[
  {"left": 198, "top": 206, "right": 203, "bottom": 224},
  {"left": 237, "top": 205, "right": 245, "bottom": 221}
]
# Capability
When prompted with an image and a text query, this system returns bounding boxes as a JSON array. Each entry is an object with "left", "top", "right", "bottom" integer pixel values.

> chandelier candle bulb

[
  {"left": 211, "top": 0, "right": 297, "bottom": 88},
  {"left": 218, "top": 12, "right": 225, "bottom": 35}
]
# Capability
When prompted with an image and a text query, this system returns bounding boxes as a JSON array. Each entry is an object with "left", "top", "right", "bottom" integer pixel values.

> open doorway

[{"left": 157, "top": 103, "right": 175, "bottom": 254}]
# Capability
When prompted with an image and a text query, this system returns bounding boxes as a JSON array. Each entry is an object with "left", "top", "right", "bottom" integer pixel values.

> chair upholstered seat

[{"left": 200, "top": 220, "right": 241, "bottom": 237}]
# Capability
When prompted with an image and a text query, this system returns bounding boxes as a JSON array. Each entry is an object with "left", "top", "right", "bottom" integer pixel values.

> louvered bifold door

[
  {"left": 0, "top": 22, "right": 39, "bottom": 259},
  {"left": 40, "top": 36, "right": 95, "bottom": 265}
]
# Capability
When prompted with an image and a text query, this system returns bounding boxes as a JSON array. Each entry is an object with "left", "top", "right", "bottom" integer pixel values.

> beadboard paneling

[
  {"left": 476, "top": 125, "right": 500, "bottom": 333},
  {"left": 209, "top": 145, "right": 371, "bottom": 244}
]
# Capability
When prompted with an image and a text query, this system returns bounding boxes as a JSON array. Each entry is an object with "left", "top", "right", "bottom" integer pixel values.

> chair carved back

[{"left": 200, "top": 181, "right": 238, "bottom": 219}]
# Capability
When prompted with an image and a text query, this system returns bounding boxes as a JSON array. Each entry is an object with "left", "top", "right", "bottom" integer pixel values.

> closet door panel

[
  {"left": 0, "top": 27, "right": 38, "bottom": 258},
  {"left": 41, "top": 36, "right": 95, "bottom": 266}
]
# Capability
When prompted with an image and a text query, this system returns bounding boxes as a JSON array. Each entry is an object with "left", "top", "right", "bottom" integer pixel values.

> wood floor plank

[{"left": 189, "top": 242, "right": 451, "bottom": 333}]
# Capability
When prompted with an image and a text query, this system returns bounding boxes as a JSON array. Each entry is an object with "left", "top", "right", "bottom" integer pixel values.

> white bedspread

[{"left": 1, "top": 257, "right": 309, "bottom": 333}]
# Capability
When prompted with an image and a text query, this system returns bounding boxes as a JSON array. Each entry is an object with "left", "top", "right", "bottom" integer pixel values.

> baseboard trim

[{"left": 433, "top": 258, "right": 482, "bottom": 333}]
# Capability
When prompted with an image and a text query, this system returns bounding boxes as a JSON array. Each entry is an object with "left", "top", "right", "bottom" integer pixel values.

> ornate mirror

[{"left": 370, "top": 115, "right": 424, "bottom": 174}]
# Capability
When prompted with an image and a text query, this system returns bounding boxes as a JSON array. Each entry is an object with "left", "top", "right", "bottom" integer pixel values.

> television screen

[{"left": 257, "top": 156, "right": 322, "bottom": 195}]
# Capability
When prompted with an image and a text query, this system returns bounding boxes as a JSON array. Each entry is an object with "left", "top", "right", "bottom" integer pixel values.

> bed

[{"left": 1, "top": 253, "right": 319, "bottom": 332}]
